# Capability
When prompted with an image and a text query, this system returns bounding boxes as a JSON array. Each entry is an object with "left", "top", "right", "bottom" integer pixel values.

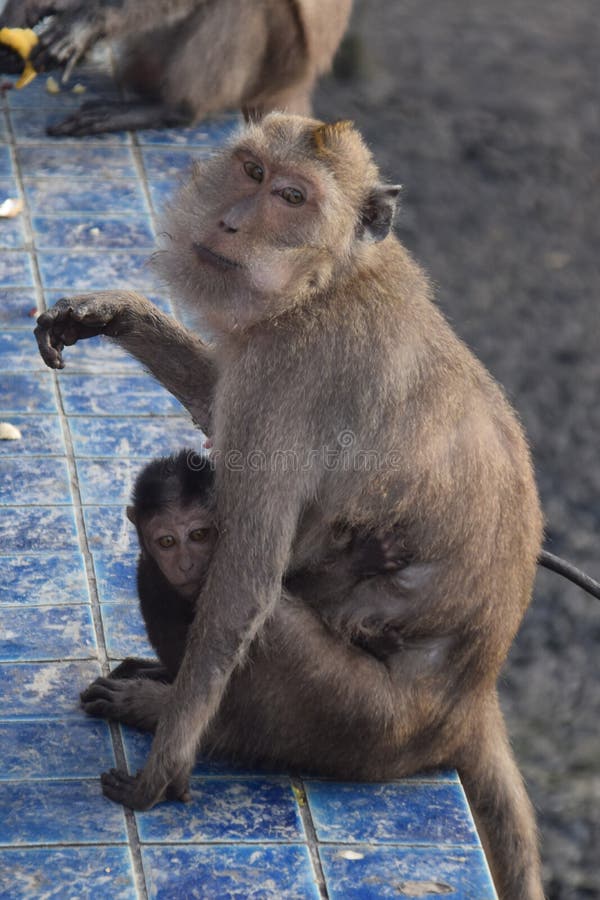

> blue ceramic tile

[
  {"left": 137, "top": 115, "right": 240, "bottom": 146},
  {"left": 84, "top": 507, "right": 138, "bottom": 553},
  {"left": 306, "top": 781, "right": 479, "bottom": 846},
  {"left": 77, "top": 457, "right": 151, "bottom": 505},
  {"left": 0, "top": 506, "right": 79, "bottom": 552},
  {"left": 0, "top": 146, "right": 13, "bottom": 176},
  {"left": 17, "top": 145, "right": 137, "bottom": 179},
  {"left": 0, "top": 331, "right": 46, "bottom": 371},
  {"left": 0, "top": 604, "right": 96, "bottom": 660},
  {"left": 92, "top": 551, "right": 138, "bottom": 603},
  {"left": 32, "top": 215, "right": 155, "bottom": 250},
  {"left": 0, "top": 219, "right": 25, "bottom": 249},
  {"left": 9, "top": 107, "right": 129, "bottom": 144},
  {"left": 100, "top": 600, "right": 153, "bottom": 658},
  {"left": 23, "top": 178, "right": 148, "bottom": 214},
  {"left": 0, "top": 415, "right": 64, "bottom": 456},
  {"left": 0, "top": 374, "right": 57, "bottom": 414},
  {"left": 0, "top": 720, "right": 115, "bottom": 779},
  {"left": 59, "top": 373, "right": 184, "bottom": 416},
  {"left": 135, "top": 777, "right": 305, "bottom": 843},
  {"left": 0, "top": 660, "right": 102, "bottom": 717},
  {"left": 0, "top": 250, "right": 34, "bottom": 286},
  {"left": 0, "top": 289, "right": 39, "bottom": 330},
  {"left": 69, "top": 415, "right": 204, "bottom": 457},
  {"left": 0, "top": 457, "right": 72, "bottom": 505},
  {"left": 147, "top": 179, "right": 179, "bottom": 212},
  {"left": 0, "top": 779, "right": 128, "bottom": 844},
  {"left": 141, "top": 844, "right": 320, "bottom": 900},
  {"left": 38, "top": 250, "right": 156, "bottom": 290},
  {"left": 0, "top": 553, "right": 89, "bottom": 606},
  {"left": 6, "top": 70, "right": 120, "bottom": 107},
  {"left": 121, "top": 727, "right": 260, "bottom": 779},
  {"left": 319, "top": 845, "right": 497, "bottom": 900},
  {"left": 0, "top": 846, "right": 137, "bottom": 900},
  {"left": 0, "top": 177, "right": 20, "bottom": 196},
  {"left": 142, "top": 147, "right": 211, "bottom": 180}
]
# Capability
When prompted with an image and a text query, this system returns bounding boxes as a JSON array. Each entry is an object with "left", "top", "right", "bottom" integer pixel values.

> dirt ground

[{"left": 315, "top": 1, "right": 600, "bottom": 897}]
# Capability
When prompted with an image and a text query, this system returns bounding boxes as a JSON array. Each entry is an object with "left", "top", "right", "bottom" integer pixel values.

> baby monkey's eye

[
  {"left": 243, "top": 161, "right": 264, "bottom": 182},
  {"left": 190, "top": 528, "right": 212, "bottom": 542},
  {"left": 158, "top": 535, "right": 175, "bottom": 548},
  {"left": 281, "top": 186, "right": 305, "bottom": 206}
]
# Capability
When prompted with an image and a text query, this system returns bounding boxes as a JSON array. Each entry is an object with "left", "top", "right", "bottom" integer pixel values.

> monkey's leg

[
  {"left": 109, "top": 658, "right": 172, "bottom": 682},
  {"left": 34, "top": 292, "right": 217, "bottom": 432},
  {"left": 81, "top": 676, "right": 169, "bottom": 731},
  {"left": 47, "top": 100, "right": 191, "bottom": 138},
  {"left": 458, "top": 695, "right": 544, "bottom": 900}
]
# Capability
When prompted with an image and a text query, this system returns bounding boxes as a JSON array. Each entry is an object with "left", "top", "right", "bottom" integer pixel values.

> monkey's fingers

[
  {"left": 101, "top": 768, "right": 170, "bottom": 811},
  {"left": 34, "top": 319, "right": 65, "bottom": 369},
  {"left": 31, "top": 15, "right": 97, "bottom": 76}
]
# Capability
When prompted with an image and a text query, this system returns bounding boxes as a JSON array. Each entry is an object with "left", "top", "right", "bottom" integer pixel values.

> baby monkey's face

[{"left": 141, "top": 503, "right": 217, "bottom": 597}]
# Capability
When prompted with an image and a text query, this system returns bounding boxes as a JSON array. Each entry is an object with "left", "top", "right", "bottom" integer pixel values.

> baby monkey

[{"left": 106, "top": 450, "right": 408, "bottom": 687}]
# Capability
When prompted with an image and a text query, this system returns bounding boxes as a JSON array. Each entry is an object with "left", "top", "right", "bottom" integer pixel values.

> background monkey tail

[{"left": 458, "top": 693, "right": 545, "bottom": 900}]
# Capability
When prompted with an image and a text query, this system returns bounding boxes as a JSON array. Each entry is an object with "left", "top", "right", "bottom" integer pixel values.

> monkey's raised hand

[{"left": 35, "top": 294, "right": 130, "bottom": 369}]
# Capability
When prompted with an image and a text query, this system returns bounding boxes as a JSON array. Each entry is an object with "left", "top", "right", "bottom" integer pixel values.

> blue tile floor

[{"left": 0, "top": 53, "right": 498, "bottom": 900}]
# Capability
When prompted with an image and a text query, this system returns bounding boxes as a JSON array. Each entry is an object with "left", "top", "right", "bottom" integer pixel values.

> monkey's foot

[
  {"left": 101, "top": 768, "right": 191, "bottom": 811},
  {"left": 47, "top": 100, "right": 191, "bottom": 137}
]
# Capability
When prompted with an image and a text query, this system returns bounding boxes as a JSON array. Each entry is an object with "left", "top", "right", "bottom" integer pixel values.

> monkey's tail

[
  {"left": 538, "top": 549, "right": 600, "bottom": 600},
  {"left": 458, "top": 694, "right": 545, "bottom": 900}
]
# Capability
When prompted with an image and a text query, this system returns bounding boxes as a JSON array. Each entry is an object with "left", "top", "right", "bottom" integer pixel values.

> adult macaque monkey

[
  {"left": 0, "top": 0, "right": 352, "bottom": 135},
  {"left": 35, "top": 113, "right": 544, "bottom": 900}
]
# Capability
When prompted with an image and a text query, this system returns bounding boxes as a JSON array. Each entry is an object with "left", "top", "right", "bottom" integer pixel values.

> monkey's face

[
  {"left": 140, "top": 504, "right": 217, "bottom": 597},
  {"left": 157, "top": 114, "right": 394, "bottom": 333}
]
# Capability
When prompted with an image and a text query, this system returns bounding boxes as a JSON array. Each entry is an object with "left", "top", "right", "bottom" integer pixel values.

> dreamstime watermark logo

[{"left": 185, "top": 430, "right": 403, "bottom": 474}]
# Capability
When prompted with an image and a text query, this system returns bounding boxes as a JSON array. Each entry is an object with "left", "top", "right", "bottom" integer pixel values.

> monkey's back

[{"left": 278, "top": 238, "right": 543, "bottom": 659}]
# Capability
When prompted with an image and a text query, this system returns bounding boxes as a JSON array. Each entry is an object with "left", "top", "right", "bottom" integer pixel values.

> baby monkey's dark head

[
  {"left": 127, "top": 450, "right": 217, "bottom": 597},
  {"left": 158, "top": 113, "right": 401, "bottom": 332}
]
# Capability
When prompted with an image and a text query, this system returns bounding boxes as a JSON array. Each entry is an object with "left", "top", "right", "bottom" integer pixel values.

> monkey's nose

[{"left": 218, "top": 220, "right": 238, "bottom": 234}]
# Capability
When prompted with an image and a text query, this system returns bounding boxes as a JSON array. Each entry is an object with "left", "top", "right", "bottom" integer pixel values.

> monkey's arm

[
  {"left": 101, "top": 414, "right": 312, "bottom": 810},
  {"left": 35, "top": 292, "right": 217, "bottom": 432}
]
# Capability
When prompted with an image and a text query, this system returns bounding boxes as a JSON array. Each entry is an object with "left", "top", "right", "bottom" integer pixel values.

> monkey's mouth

[{"left": 193, "top": 242, "right": 242, "bottom": 271}]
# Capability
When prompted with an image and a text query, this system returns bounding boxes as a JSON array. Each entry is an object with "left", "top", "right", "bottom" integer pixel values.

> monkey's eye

[
  {"left": 243, "top": 161, "right": 264, "bottom": 182},
  {"left": 190, "top": 528, "right": 211, "bottom": 542},
  {"left": 157, "top": 535, "right": 175, "bottom": 548},
  {"left": 280, "top": 187, "right": 305, "bottom": 206}
]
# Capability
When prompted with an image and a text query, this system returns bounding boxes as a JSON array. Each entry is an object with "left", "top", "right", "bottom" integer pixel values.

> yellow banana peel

[{"left": 0, "top": 27, "right": 39, "bottom": 89}]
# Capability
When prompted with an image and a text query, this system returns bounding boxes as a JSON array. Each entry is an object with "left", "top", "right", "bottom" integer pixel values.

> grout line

[{"left": 291, "top": 777, "right": 329, "bottom": 899}]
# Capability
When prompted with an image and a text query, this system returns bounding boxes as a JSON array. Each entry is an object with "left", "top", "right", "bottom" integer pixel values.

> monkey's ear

[
  {"left": 359, "top": 184, "right": 402, "bottom": 243},
  {"left": 126, "top": 505, "right": 137, "bottom": 525}
]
